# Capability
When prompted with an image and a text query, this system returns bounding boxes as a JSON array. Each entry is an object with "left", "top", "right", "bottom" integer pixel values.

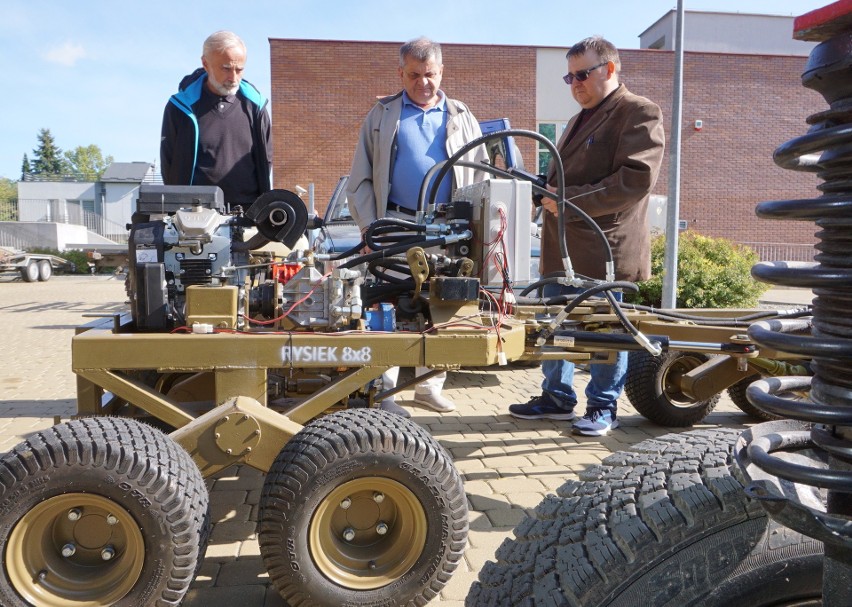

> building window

[{"left": 537, "top": 122, "right": 569, "bottom": 174}]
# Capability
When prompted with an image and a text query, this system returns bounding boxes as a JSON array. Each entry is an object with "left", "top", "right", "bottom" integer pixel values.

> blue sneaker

[
  {"left": 509, "top": 395, "right": 576, "bottom": 420},
  {"left": 573, "top": 409, "right": 619, "bottom": 436}
]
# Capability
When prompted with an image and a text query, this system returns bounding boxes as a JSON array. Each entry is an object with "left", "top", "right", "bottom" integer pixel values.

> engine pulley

[{"left": 245, "top": 189, "right": 309, "bottom": 248}]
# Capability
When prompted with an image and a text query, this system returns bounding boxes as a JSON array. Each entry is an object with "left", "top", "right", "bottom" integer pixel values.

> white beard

[{"left": 208, "top": 73, "right": 239, "bottom": 96}]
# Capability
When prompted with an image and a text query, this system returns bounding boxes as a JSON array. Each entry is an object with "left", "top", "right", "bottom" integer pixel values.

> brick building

[{"left": 270, "top": 28, "right": 824, "bottom": 255}]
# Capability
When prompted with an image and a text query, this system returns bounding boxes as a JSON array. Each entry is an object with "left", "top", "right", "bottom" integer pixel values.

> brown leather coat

[{"left": 542, "top": 85, "right": 665, "bottom": 281}]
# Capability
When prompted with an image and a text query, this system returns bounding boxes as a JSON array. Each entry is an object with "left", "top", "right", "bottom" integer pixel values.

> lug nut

[
  {"left": 67, "top": 508, "right": 82, "bottom": 521},
  {"left": 368, "top": 560, "right": 377, "bottom": 570},
  {"left": 106, "top": 514, "right": 119, "bottom": 526},
  {"left": 37, "top": 570, "right": 47, "bottom": 582},
  {"left": 61, "top": 543, "right": 76, "bottom": 558},
  {"left": 376, "top": 522, "right": 389, "bottom": 535},
  {"left": 373, "top": 492, "right": 385, "bottom": 504},
  {"left": 101, "top": 546, "right": 115, "bottom": 561},
  {"left": 340, "top": 497, "right": 352, "bottom": 510},
  {"left": 342, "top": 527, "right": 356, "bottom": 542}
]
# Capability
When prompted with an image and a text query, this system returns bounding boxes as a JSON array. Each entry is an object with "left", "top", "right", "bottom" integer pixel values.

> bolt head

[
  {"left": 67, "top": 508, "right": 81, "bottom": 521},
  {"left": 340, "top": 497, "right": 352, "bottom": 510},
  {"left": 61, "top": 543, "right": 76, "bottom": 558},
  {"left": 101, "top": 546, "right": 115, "bottom": 561},
  {"left": 376, "top": 522, "right": 389, "bottom": 535},
  {"left": 106, "top": 514, "right": 119, "bottom": 526},
  {"left": 373, "top": 492, "right": 385, "bottom": 503},
  {"left": 342, "top": 527, "right": 356, "bottom": 542}
]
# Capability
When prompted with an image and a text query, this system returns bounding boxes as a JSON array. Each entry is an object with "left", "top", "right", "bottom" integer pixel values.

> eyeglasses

[{"left": 562, "top": 62, "right": 608, "bottom": 85}]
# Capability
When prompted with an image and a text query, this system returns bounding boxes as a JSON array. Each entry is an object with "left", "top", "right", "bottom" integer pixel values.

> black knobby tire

[
  {"left": 467, "top": 428, "right": 823, "bottom": 607},
  {"left": 0, "top": 417, "right": 210, "bottom": 607},
  {"left": 37, "top": 260, "right": 52, "bottom": 282},
  {"left": 727, "top": 376, "right": 784, "bottom": 421},
  {"left": 20, "top": 261, "right": 39, "bottom": 283},
  {"left": 258, "top": 408, "right": 468, "bottom": 607},
  {"left": 624, "top": 350, "right": 721, "bottom": 426}
]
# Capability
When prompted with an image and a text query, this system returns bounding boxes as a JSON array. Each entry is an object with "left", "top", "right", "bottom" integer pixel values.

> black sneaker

[{"left": 509, "top": 395, "right": 576, "bottom": 420}]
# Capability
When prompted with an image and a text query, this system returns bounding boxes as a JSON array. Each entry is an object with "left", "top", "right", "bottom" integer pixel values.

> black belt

[{"left": 387, "top": 202, "right": 417, "bottom": 216}]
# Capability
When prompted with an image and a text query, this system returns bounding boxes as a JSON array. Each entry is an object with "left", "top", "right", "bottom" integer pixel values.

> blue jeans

[{"left": 539, "top": 283, "right": 627, "bottom": 415}]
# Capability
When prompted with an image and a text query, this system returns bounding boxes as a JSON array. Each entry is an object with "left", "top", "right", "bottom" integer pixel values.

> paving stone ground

[{"left": 0, "top": 275, "right": 795, "bottom": 606}]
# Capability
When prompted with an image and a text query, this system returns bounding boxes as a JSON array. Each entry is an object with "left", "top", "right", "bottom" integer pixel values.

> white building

[
  {"left": 639, "top": 11, "right": 817, "bottom": 55},
  {"left": 14, "top": 162, "right": 156, "bottom": 248}
]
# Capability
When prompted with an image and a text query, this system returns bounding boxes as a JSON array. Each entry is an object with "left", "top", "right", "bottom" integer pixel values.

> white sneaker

[
  {"left": 379, "top": 399, "right": 411, "bottom": 418},
  {"left": 412, "top": 393, "right": 456, "bottom": 412}
]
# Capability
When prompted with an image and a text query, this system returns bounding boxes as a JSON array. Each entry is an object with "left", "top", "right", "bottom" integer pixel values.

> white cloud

[{"left": 43, "top": 41, "right": 87, "bottom": 67}]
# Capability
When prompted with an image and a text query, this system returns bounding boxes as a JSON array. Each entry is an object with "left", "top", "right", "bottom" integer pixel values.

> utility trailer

[{"left": 0, "top": 247, "right": 72, "bottom": 282}]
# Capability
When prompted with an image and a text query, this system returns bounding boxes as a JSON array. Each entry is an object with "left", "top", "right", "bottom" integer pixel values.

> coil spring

[{"left": 742, "top": 29, "right": 852, "bottom": 552}]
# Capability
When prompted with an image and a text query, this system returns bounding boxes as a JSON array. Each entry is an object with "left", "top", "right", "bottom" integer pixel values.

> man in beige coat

[
  {"left": 346, "top": 36, "right": 487, "bottom": 418},
  {"left": 510, "top": 35, "right": 665, "bottom": 435}
]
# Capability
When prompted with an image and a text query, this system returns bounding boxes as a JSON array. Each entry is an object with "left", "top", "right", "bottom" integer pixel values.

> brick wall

[
  {"left": 270, "top": 39, "right": 536, "bottom": 214},
  {"left": 271, "top": 40, "right": 823, "bottom": 247},
  {"left": 620, "top": 49, "right": 821, "bottom": 246}
]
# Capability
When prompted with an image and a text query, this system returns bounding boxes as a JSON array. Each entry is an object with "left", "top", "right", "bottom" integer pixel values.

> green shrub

[{"left": 627, "top": 232, "right": 768, "bottom": 308}]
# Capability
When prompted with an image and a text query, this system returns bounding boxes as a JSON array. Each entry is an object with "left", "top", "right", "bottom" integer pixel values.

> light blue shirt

[{"left": 388, "top": 91, "right": 451, "bottom": 211}]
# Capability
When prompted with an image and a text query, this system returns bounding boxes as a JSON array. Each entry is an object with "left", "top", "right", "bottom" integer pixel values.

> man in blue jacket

[{"left": 160, "top": 31, "right": 272, "bottom": 208}]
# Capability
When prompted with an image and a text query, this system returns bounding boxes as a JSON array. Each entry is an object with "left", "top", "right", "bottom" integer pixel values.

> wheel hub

[
  {"left": 6, "top": 493, "right": 144, "bottom": 606},
  {"left": 309, "top": 477, "right": 427, "bottom": 590},
  {"left": 664, "top": 355, "right": 706, "bottom": 408}
]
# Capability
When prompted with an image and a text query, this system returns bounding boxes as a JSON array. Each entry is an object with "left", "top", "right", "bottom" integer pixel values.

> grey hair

[
  {"left": 399, "top": 37, "right": 442, "bottom": 67},
  {"left": 203, "top": 31, "right": 246, "bottom": 58},
  {"left": 567, "top": 35, "right": 620, "bottom": 73}
]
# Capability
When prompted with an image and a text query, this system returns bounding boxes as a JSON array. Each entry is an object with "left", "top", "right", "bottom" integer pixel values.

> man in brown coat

[{"left": 510, "top": 35, "right": 665, "bottom": 435}]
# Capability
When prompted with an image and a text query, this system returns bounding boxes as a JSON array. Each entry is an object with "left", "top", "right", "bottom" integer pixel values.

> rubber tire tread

[
  {"left": 0, "top": 417, "right": 210, "bottom": 607},
  {"left": 624, "top": 351, "right": 721, "bottom": 426},
  {"left": 727, "top": 375, "right": 781, "bottom": 421},
  {"left": 37, "top": 260, "right": 52, "bottom": 281},
  {"left": 467, "top": 427, "right": 823, "bottom": 607},
  {"left": 258, "top": 408, "right": 468, "bottom": 607},
  {"left": 20, "top": 261, "right": 38, "bottom": 283}
]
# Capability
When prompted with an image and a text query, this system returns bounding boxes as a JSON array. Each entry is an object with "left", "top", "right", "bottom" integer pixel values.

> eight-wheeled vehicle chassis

[{"left": 4, "top": 10, "right": 848, "bottom": 599}]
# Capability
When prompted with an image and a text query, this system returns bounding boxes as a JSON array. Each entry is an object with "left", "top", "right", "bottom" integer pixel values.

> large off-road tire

[
  {"left": 37, "top": 259, "right": 52, "bottom": 281},
  {"left": 467, "top": 428, "right": 823, "bottom": 607},
  {"left": 258, "top": 408, "right": 468, "bottom": 606},
  {"left": 20, "top": 261, "right": 39, "bottom": 283},
  {"left": 0, "top": 417, "right": 210, "bottom": 607},
  {"left": 624, "top": 350, "right": 721, "bottom": 426}
]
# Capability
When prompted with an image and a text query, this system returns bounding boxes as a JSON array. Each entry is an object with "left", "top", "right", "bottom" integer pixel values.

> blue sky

[{"left": 1, "top": 0, "right": 831, "bottom": 180}]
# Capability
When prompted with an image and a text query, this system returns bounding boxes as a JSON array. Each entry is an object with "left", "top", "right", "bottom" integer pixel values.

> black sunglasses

[{"left": 563, "top": 62, "right": 608, "bottom": 85}]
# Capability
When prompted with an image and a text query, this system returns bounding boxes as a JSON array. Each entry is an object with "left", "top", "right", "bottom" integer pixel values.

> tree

[
  {"left": 0, "top": 177, "right": 17, "bottom": 221},
  {"left": 31, "top": 128, "right": 68, "bottom": 175},
  {"left": 64, "top": 145, "right": 114, "bottom": 180},
  {"left": 20, "top": 154, "right": 31, "bottom": 179}
]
